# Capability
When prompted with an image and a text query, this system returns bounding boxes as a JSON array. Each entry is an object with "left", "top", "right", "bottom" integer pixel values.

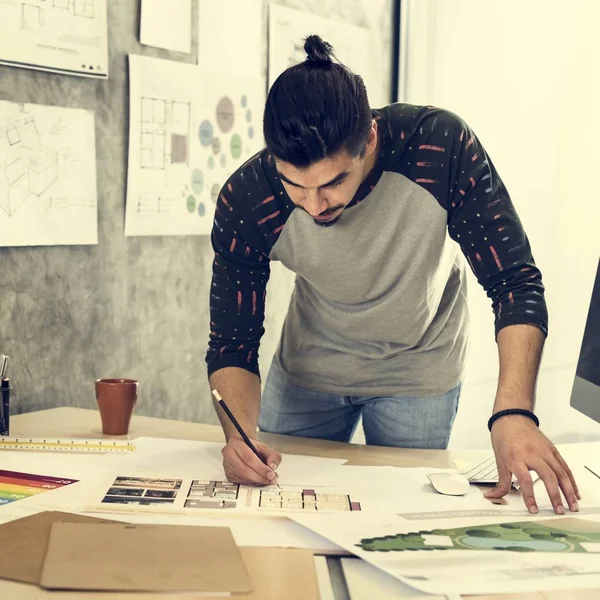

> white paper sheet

[
  {"left": 268, "top": 4, "right": 372, "bottom": 97},
  {"left": 294, "top": 512, "right": 600, "bottom": 596},
  {"left": 0, "top": 0, "right": 108, "bottom": 78},
  {"left": 198, "top": 0, "right": 263, "bottom": 78},
  {"left": 140, "top": 0, "right": 192, "bottom": 54},
  {"left": 341, "top": 558, "right": 432, "bottom": 599},
  {"left": 0, "top": 100, "right": 97, "bottom": 246},
  {"left": 125, "top": 54, "right": 265, "bottom": 236}
]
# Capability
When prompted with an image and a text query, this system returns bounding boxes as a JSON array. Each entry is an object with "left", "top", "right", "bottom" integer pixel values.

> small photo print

[
  {"left": 106, "top": 487, "right": 144, "bottom": 497},
  {"left": 102, "top": 496, "right": 176, "bottom": 505},
  {"left": 144, "top": 489, "right": 176, "bottom": 499},
  {"left": 113, "top": 476, "right": 182, "bottom": 490}
]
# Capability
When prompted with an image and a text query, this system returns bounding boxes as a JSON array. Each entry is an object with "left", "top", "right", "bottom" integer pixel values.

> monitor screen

[{"left": 570, "top": 257, "right": 600, "bottom": 423}]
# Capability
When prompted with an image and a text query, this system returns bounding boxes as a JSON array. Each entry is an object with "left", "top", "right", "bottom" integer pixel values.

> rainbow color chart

[{"left": 0, "top": 469, "right": 78, "bottom": 505}]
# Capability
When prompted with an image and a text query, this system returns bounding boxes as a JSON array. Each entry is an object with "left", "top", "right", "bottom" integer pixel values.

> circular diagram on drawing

[
  {"left": 186, "top": 195, "right": 196, "bottom": 213},
  {"left": 208, "top": 155, "right": 215, "bottom": 169},
  {"left": 198, "top": 120, "right": 213, "bottom": 147},
  {"left": 248, "top": 125, "right": 254, "bottom": 139},
  {"left": 198, "top": 202, "right": 206, "bottom": 217},
  {"left": 211, "top": 183, "right": 220, "bottom": 204},
  {"left": 246, "top": 109, "right": 252, "bottom": 123},
  {"left": 191, "top": 169, "right": 204, "bottom": 194},
  {"left": 220, "top": 153, "right": 227, "bottom": 167},
  {"left": 230, "top": 134, "right": 242, "bottom": 159},
  {"left": 216, "top": 97, "right": 234, "bottom": 133},
  {"left": 212, "top": 137, "right": 221, "bottom": 155},
  {"left": 241, "top": 95, "right": 248, "bottom": 108}
]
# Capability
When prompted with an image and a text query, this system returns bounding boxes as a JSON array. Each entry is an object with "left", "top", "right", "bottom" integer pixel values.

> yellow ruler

[{"left": 0, "top": 437, "right": 136, "bottom": 453}]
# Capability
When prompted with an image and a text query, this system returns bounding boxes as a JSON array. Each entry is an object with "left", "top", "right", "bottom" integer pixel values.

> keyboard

[
  {"left": 458, "top": 455, "right": 500, "bottom": 484},
  {"left": 458, "top": 455, "right": 540, "bottom": 487}
]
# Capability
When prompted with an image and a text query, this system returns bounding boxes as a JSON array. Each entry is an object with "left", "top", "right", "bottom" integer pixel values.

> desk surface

[{"left": 4, "top": 407, "right": 600, "bottom": 600}]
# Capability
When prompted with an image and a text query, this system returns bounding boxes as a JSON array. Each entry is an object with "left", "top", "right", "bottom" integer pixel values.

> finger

[
  {"left": 535, "top": 464, "right": 565, "bottom": 515},
  {"left": 553, "top": 449, "right": 581, "bottom": 501},
  {"left": 224, "top": 451, "right": 272, "bottom": 486},
  {"left": 512, "top": 465, "right": 538, "bottom": 514},
  {"left": 547, "top": 456, "right": 578, "bottom": 512},
  {"left": 233, "top": 442, "right": 276, "bottom": 482},
  {"left": 484, "top": 460, "right": 512, "bottom": 499},
  {"left": 259, "top": 446, "right": 282, "bottom": 471}
]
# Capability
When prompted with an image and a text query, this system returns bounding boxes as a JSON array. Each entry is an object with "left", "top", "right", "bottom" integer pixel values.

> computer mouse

[{"left": 427, "top": 472, "right": 471, "bottom": 496}]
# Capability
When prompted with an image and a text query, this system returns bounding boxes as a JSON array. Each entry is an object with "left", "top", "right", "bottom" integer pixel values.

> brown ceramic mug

[{"left": 95, "top": 378, "right": 138, "bottom": 435}]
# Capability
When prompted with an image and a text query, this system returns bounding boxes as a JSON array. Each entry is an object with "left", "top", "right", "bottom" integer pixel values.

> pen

[
  {"left": 0, "top": 356, "right": 9, "bottom": 437},
  {"left": 211, "top": 389, "right": 280, "bottom": 488}
]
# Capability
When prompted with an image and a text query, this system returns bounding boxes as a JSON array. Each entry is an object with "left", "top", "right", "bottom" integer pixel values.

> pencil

[{"left": 211, "top": 389, "right": 280, "bottom": 488}]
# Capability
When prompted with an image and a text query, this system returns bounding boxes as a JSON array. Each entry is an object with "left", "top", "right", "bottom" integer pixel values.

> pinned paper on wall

[
  {"left": 140, "top": 0, "right": 192, "bottom": 54},
  {"left": 0, "top": 0, "right": 108, "bottom": 78},
  {"left": 197, "top": 0, "right": 263, "bottom": 79},
  {"left": 268, "top": 4, "right": 372, "bottom": 95},
  {"left": 125, "top": 54, "right": 265, "bottom": 237},
  {"left": 0, "top": 100, "right": 98, "bottom": 247}
]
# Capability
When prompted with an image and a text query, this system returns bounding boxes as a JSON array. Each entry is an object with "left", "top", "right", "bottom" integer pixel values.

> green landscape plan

[{"left": 357, "top": 518, "right": 600, "bottom": 554}]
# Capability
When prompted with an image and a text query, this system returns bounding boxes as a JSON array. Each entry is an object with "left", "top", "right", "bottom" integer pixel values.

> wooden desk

[{"left": 4, "top": 408, "right": 599, "bottom": 600}]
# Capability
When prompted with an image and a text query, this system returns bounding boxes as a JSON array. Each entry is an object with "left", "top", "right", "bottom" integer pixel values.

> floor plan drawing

[
  {"left": 140, "top": 96, "right": 191, "bottom": 170},
  {"left": 0, "top": 100, "right": 97, "bottom": 246}
]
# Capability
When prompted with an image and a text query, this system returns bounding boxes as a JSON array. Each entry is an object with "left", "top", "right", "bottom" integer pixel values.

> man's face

[{"left": 275, "top": 122, "right": 378, "bottom": 227}]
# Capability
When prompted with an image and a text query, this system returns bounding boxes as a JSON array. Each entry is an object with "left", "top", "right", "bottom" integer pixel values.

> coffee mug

[{"left": 95, "top": 378, "right": 138, "bottom": 435}]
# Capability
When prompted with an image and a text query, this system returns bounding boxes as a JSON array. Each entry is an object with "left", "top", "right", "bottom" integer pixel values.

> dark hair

[{"left": 263, "top": 34, "right": 371, "bottom": 167}]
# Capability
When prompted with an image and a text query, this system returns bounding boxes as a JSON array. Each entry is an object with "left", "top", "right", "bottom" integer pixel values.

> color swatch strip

[{"left": 0, "top": 469, "right": 78, "bottom": 505}]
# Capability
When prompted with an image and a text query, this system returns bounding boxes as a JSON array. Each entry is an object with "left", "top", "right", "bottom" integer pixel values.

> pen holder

[
  {"left": 95, "top": 379, "right": 138, "bottom": 435},
  {"left": 0, "top": 384, "right": 11, "bottom": 436}
]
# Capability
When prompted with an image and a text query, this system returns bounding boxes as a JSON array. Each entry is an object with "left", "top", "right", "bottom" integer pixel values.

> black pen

[
  {"left": 212, "top": 389, "right": 280, "bottom": 488},
  {"left": 0, "top": 356, "right": 9, "bottom": 436}
]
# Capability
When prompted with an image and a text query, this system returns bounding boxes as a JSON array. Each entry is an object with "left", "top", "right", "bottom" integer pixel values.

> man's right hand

[{"left": 221, "top": 436, "right": 282, "bottom": 485}]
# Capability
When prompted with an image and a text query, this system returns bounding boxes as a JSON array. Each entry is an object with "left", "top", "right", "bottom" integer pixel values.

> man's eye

[{"left": 330, "top": 180, "right": 343, "bottom": 187}]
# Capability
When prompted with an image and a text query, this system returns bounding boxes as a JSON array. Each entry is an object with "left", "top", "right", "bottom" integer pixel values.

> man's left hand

[{"left": 485, "top": 415, "right": 581, "bottom": 514}]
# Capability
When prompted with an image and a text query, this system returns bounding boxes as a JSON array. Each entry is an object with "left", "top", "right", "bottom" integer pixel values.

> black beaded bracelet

[{"left": 488, "top": 408, "right": 540, "bottom": 432}]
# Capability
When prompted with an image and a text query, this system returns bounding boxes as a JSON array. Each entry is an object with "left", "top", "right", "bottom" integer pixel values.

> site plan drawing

[
  {"left": 0, "top": 0, "right": 108, "bottom": 78},
  {"left": 293, "top": 513, "right": 600, "bottom": 596},
  {"left": 125, "top": 54, "right": 265, "bottom": 236},
  {"left": 0, "top": 100, "right": 97, "bottom": 246}
]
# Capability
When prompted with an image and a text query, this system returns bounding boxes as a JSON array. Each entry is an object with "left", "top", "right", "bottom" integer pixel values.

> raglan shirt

[{"left": 206, "top": 103, "right": 548, "bottom": 397}]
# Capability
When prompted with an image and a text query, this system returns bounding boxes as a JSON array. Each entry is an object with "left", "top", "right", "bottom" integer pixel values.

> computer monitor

[{"left": 570, "top": 256, "right": 600, "bottom": 424}]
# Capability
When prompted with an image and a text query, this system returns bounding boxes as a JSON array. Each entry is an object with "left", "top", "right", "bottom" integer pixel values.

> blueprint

[
  {"left": 0, "top": 0, "right": 108, "bottom": 78},
  {"left": 0, "top": 100, "right": 97, "bottom": 246},
  {"left": 125, "top": 55, "right": 265, "bottom": 236},
  {"left": 268, "top": 4, "right": 372, "bottom": 97}
]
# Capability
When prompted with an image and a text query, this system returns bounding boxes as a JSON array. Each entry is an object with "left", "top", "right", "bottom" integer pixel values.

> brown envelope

[
  {"left": 40, "top": 522, "right": 253, "bottom": 594},
  {"left": 0, "top": 510, "right": 115, "bottom": 585}
]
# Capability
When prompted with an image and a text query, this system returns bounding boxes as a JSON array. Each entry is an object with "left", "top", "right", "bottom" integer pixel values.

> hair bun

[{"left": 304, "top": 35, "right": 334, "bottom": 64}]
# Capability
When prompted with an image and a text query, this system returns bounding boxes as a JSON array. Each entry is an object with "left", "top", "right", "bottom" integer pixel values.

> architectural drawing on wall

[
  {"left": 126, "top": 54, "right": 265, "bottom": 237},
  {"left": 0, "top": 0, "right": 107, "bottom": 77},
  {"left": 0, "top": 100, "right": 98, "bottom": 247},
  {"left": 140, "top": 97, "right": 191, "bottom": 170},
  {"left": 0, "top": 115, "right": 58, "bottom": 217},
  {"left": 268, "top": 4, "right": 373, "bottom": 99}
]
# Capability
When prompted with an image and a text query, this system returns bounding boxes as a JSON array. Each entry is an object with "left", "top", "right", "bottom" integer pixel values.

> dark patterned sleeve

[
  {"left": 444, "top": 112, "right": 548, "bottom": 339},
  {"left": 205, "top": 187, "right": 271, "bottom": 379}
]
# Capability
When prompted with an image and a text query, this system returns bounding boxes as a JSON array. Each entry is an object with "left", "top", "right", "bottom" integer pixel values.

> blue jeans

[{"left": 258, "top": 357, "right": 461, "bottom": 449}]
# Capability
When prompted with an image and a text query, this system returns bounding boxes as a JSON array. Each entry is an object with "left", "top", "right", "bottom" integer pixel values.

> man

[{"left": 206, "top": 35, "right": 579, "bottom": 515}]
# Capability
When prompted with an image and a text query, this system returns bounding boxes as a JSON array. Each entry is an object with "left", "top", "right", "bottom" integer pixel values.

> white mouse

[{"left": 427, "top": 472, "right": 470, "bottom": 496}]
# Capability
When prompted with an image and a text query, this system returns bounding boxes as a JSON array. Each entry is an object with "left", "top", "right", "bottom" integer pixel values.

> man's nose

[{"left": 303, "top": 190, "right": 328, "bottom": 216}]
